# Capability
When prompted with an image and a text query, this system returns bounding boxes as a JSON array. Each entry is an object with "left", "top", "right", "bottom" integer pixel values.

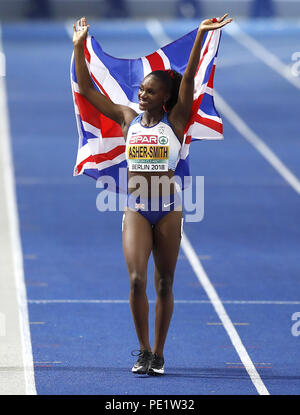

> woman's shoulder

[{"left": 123, "top": 111, "right": 142, "bottom": 141}]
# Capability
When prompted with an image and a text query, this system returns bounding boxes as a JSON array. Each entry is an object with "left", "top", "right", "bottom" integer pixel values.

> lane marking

[
  {"left": 224, "top": 21, "right": 300, "bottom": 90},
  {"left": 0, "top": 24, "right": 36, "bottom": 395},
  {"left": 226, "top": 366, "right": 272, "bottom": 369},
  {"left": 34, "top": 362, "right": 62, "bottom": 364},
  {"left": 16, "top": 177, "right": 81, "bottom": 185},
  {"left": 207, "top": 322, "right": 249, "bottom": 326},
  {"left": 27, "top": 299, "right": 300, "bottom": 305},
  {"left": 64, "top": 19, "right": 74, "bottom": 40},
  {"left": 26, "top": 281, "right": 48, "bottom": 287},
  {"left": 178, "top": 254, "right": 211, "bottom": 260},
  {"left": 145, "top": 19, "right": 172, "bottom": 46},
  {"left": 181, "top": 233, "right": 269, "bottom": 395},
  {"left": 23, "top": 254, "right": 37, "bottom": 260},
  {"left": 226, "top": 362, "right": 271, "bottom": 365},
  {"left": 214, "top": 90, "right": 300, "bottom": 195}
]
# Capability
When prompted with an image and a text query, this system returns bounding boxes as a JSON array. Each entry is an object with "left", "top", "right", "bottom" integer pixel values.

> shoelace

[{"left": 131, "top": 349, "right": 152, "bottom": 363}]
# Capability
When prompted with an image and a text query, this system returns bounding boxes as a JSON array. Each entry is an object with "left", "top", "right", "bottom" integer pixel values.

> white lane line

[
  {"left": 64, "top": 19, "right": 74, "bottom": 40},
  {"left": 0, "top": 24, "right": 36, "bottom": 395},
  {"left": 207, "top": 322, "right": 249, "bottom": 326},
  {"left": 27, "top": 299, "right": 300, "bottom": 305},
  {"left": 34, "top": 362, "right": 62, "bottom": 364},
  {"left": 224, "top": 21, "right": 300, "bottom": 90},
  {"left": 181, "top": 233, "right": 270, "bottom": 395},
  {"left": 226, "top": 362, "right": 272, "bottom": 365},
  {"left": 145, "top": 18, "right": 172, "bottom": 46},
  {"left": 214, "top": 90, "right": 300, "bottom": 195}
]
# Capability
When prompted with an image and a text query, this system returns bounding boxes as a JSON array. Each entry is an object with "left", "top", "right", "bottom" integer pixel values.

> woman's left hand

[{"left": 199, "top": 13, "right": 233, "bottom": 32}]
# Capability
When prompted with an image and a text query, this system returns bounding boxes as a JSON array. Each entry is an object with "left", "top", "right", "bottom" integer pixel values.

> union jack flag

[{"left": 70, "top": 27, "right": 223, "bottom": 191}]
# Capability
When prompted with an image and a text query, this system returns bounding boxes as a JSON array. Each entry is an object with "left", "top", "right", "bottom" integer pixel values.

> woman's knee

[
  {"left": 156, "top": 273, "right": 174, "bottom": 298},
  {"left": 129, "top": 271, "right": 147, "bottom": 295}
]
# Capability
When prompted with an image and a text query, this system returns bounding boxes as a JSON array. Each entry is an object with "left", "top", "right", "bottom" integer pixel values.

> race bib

[{"left": 127, "top": 134, "right": 169, "bottom": 172}]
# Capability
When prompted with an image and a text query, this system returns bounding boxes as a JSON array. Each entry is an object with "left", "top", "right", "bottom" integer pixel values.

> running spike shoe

[
  {"left": 131, "top": 350, "right": 153, "bottom": 374},
  {"left": 148, "top": 353, "right": 164, "bottom": 376}
]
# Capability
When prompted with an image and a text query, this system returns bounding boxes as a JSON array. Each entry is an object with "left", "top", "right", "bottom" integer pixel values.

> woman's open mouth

[{"left": 139, "top": 100, "right": 148, "bottom": 108}]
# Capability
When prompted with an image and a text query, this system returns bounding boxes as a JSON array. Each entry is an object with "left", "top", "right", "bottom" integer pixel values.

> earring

[{"left": 163, "top": 104, "right": 167, "bottom": 112}]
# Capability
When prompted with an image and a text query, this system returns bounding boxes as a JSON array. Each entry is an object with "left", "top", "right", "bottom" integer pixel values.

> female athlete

[{"left": 72, "top": 14, "right": 232, "bottom": 376}]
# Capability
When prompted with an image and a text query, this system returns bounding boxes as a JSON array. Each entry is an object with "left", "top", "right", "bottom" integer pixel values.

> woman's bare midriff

[{"left": 128, "top": 170, "right": 179, "bottom": 198}]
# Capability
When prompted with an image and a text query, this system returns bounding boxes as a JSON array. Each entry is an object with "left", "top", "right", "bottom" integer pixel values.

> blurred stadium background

[{"left": 0, "top": 0, "right": 300, "bottom": 20}]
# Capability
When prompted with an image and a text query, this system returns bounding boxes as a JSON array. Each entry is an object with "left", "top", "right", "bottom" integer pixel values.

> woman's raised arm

[
  {"left": 72, "top": 17, "right": 136, "bottom": 129},
  {"left": 169, "top": 13, "right": 232, "bottom": 136}
]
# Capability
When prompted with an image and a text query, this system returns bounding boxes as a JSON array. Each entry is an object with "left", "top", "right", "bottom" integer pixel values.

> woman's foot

[
  {"left": 148, "top": 353, "right": 164, "bottom": 376},
  {"left": 131, "top": 349, "right": 153, "bottom": 374}
]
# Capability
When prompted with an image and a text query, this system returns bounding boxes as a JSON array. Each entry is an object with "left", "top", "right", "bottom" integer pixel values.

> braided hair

[{"left": 147, "top": 69, "right": 182, "bottom": 112}]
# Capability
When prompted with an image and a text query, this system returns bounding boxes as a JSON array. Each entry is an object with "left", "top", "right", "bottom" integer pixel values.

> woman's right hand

[
  {"left": 73, "top": 17, "right": 90, "bottom": 46},
  {"left": 199, "top": 13, "right": 232, "bottom": 33}
]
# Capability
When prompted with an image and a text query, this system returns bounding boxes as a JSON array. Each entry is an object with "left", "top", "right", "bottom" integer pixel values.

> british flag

[{"left": 70, "top": 27, "right": 223, "bottom": 191}]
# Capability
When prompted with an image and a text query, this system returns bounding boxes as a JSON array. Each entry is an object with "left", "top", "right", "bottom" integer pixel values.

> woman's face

[{"left": 138, "top": 75, "right": 169, "bottom": 112}]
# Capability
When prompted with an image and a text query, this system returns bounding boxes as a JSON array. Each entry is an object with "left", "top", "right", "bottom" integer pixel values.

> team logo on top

[
  {"left": 129, "top": 135, "right": 158, "bottom": 144},
  {"left": 158, "top": 126, "right": 165, "bottom": 135},
  {"left": 159, "top": 136, "right": 168, "bottom": 145}
]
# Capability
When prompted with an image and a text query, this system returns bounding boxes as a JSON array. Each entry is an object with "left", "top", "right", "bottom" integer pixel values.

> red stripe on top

[
  {"left": 194, "top": 114, "right": 223, "bottom": 134},
  {"left": 145, "top": 52, "right": 165, "bottom": 72}
]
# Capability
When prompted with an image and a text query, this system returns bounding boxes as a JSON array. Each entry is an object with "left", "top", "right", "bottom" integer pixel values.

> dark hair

[{"left": 147, "top": 69, "right": 182, "bottom": 112}]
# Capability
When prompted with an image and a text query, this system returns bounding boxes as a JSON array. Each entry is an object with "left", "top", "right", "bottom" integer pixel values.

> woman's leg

[
  {"left": 122, "top": 209, "right": 153, "bottom": 352},
  {"left": 152, "top": 210, "right": 183, "bottom": 357}
]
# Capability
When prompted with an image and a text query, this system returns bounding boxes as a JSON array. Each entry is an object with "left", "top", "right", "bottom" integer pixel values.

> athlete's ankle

[
  {"left": 140, "top": 345, "right": 152, "bottom": 352},
  {"left": 152, "top": 350, "right": 164, "bottom": 358}
]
